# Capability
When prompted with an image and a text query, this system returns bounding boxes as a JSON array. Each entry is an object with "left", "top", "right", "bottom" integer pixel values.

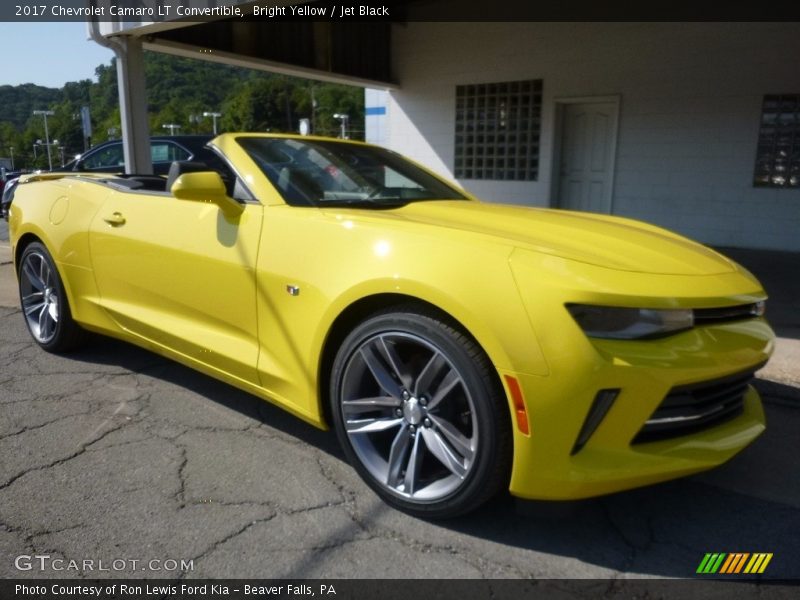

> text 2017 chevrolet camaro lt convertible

[{"left": 8, "top": 134, "right": 773, "bottom": 518}]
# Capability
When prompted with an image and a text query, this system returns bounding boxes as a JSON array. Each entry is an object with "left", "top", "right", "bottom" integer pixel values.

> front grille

[
  {"left": 694, "top": 303, "right": 763, "bottom": 326},
  {"left": 632, "top": 365, "right": 763, "bottom": 444}
]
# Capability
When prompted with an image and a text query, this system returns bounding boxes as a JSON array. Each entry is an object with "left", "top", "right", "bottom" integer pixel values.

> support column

[{"left": 114, "top": 36, "right": 152, "bottom": 174}]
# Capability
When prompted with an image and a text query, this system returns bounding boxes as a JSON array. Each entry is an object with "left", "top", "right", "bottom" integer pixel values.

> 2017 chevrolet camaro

[{"left": 7, "top": 134, "right": 774, "bottom": 518}]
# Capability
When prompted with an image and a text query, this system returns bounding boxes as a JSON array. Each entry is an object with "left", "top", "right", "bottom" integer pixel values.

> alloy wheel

[
  {"left": 19, "top": 251, "right": 60, "bottom": 344},
  {"left": 339, "top": 332, "right": 478, "bottom": 502}
]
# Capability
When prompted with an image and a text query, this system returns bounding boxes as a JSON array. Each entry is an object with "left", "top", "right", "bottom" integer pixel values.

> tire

[
  {"left": 18, "top": 242, "right": 87, "bottom": 353},
  {"left": 330, "top": 307, "right": 512, "bottom": 518}
]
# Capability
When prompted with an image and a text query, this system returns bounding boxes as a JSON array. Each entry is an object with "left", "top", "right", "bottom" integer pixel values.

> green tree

[{"left": 0, "top": 51, "right": 366, "bottom": 169}]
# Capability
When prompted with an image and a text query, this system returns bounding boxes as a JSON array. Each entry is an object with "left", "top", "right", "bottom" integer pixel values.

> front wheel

[{"left": 330, "top": 308, "right": 512, "bottom": 518}]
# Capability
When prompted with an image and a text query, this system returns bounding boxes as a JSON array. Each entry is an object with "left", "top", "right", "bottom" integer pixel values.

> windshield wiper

[{"left": 317, "top": 198, "right": 411, "bottom": 209}]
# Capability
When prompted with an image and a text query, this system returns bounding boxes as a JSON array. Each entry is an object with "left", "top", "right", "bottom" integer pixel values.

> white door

[{"left": 557, "top": 102, "right": 617, "bottom": 213}]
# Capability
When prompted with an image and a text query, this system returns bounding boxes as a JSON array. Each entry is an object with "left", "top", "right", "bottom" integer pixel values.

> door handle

[{"left": 103, "top": 212, "right": 126, "bottom": 226}]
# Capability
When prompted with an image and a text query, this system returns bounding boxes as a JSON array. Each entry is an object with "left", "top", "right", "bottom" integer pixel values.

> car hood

[{"left": 386, "top": 200, "right": 736, "bottom": 275}]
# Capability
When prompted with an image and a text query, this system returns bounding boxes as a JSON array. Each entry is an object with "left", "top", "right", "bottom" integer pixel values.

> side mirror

[{"left": 170, "top": 171, "right": 243, "bottom": 216}]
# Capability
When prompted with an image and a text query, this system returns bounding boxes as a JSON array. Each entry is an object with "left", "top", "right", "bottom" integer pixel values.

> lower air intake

[{"left": 632, "top": 365, "right": 763, "bottom": 444}]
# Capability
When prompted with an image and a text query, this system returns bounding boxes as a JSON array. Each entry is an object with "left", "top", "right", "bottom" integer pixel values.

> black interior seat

[{"left": 277, "top": 167, "right": 323, "bottom": 204}]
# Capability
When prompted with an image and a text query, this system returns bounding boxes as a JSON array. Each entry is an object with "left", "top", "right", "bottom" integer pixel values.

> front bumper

[
  {"left": 505, "top": 333, "right": 769, "bottom": 500},
  {"left": 504, "top": 250, "right": 774, "bottom": 500}
]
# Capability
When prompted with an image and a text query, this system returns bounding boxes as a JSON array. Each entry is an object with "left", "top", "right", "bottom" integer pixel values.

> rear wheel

[
  {"left": 330, "top": 308, "right": 512, "bottom": 518},
  {"left": 18, "top": 242, "right": 86, "bottom": 352}
]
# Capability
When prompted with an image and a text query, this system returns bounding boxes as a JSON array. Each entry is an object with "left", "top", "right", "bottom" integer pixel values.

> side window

[
  {"left": 81, "top": 143, "right": 124, "bottom": 170},
  {"left": 151, "top": 142, "right": 191, "bottom": 164},
  {"left": 384, "top": 166, "right": 424, "bottom": 189}
]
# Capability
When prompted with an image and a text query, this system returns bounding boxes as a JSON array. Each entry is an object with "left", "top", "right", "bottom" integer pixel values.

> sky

[{"left": 0, "top": 22, "right": 115, "bottom": 88}]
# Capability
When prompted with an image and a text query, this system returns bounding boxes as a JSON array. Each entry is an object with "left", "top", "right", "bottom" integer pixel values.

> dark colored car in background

[
  {"left": 61, "top": 135, "right": 215, "bottom": 174},
  {"left": 2, "top": 135, "right": 216, "bottom": 219},
  {"left": 1, "top": 168, "right": 22, "bottom": 197}
]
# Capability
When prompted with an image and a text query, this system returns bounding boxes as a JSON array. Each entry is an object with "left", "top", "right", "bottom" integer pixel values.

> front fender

[
  {"left": 253, "top": 205, "right": 550, "bottom": 424},
  {"left": 315, "top": 272, "right": 550, "bottom": 381}
]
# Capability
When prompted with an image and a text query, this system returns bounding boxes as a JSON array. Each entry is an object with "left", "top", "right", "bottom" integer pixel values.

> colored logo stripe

[
  {"left": 697, "top": 553, "right": 726, "bottom": 574},
  {"left": 720, "top": 553, "right": 749, "bottom": 573},
  {"left": 697, "top": 553, "right": 773, "bottom": 574},
  {"left": 744, "top": 553, "right": 773, "bottom": 574}
]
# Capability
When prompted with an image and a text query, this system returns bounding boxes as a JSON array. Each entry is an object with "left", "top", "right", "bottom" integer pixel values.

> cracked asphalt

[{"left": 1, "top": 219, "right": 799, "bottom": 580}]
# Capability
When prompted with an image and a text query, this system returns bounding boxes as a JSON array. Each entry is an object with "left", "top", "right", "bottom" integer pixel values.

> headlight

[{"left": 567, "top": 304, "right": 694, "bottom": 340}]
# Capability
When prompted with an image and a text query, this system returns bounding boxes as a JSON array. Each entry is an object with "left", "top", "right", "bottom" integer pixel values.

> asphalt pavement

[{"left": 1, "top": 218, "right": 798, "bottom": 580}]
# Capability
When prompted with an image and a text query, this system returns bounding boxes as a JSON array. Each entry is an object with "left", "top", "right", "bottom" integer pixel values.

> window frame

[{"left": 753, "top": 94, "right": 800, "bottom": 189}]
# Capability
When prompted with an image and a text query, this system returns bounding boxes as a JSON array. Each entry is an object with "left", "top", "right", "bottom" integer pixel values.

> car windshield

[{"left": 237, "top": 137, "right": 467, "bottom": 208}]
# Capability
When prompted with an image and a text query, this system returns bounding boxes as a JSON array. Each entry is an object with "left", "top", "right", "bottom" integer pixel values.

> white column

[{"left": 114, "top": 36, "right": 152, "bottom": 174}]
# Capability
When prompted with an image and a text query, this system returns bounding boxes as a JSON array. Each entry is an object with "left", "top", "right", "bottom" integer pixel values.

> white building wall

[{"left": 379, "top": 22, "right": 800, "bottom": 251}]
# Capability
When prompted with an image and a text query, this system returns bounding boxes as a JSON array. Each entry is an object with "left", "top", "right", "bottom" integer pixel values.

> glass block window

[
  {"left": 754, "top": 94, "right": 800, "bottom": 188},
  {"left": 454, "top": 79, "right": 542, "bottom": 181}
]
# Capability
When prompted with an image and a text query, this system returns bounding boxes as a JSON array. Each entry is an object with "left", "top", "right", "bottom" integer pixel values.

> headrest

[{"left": 166, "top": 161, "right": 210, "bottom": 193}]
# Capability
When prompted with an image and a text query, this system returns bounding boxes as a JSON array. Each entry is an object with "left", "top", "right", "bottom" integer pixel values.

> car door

[{"left": 88, "top": 186, "right": 263, "bottom": 385}]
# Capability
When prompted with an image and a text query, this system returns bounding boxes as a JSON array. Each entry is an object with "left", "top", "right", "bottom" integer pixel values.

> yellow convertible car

[{"left": 7, "top": 134, "right": 773, "bottom": 518}]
